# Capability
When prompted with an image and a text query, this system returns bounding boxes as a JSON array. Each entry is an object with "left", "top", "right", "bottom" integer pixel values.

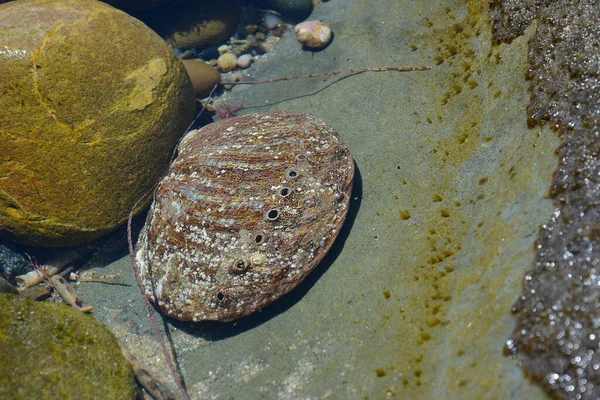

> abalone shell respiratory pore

[{"left": 135, "top": 112, "right": 354, "bottom": 322}]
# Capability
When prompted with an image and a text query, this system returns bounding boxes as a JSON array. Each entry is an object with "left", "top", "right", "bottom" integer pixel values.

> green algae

[
  {"left": 0, "top": 0, "right": 195, "bottom": 246},
  {"left": 0, "top": 294, "right": 135, "bottom": 399}
]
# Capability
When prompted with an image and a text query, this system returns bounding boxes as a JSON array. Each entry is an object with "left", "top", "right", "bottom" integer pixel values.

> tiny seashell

[{"left": 294, "top": 20, "right": 332, "bottom": 49}]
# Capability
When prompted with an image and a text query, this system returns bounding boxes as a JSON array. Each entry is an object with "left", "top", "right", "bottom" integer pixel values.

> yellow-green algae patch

[
  {"left": 351, "top": 1, "right": 557, "bottom": 398},
  {"left": 0, "top": 0, "right": 195, "bottom": 246},
  {"left": 148, "top": 0, "right": 560, "bottom": 398},
  {"left": 0, "top": 294, "right": 135, "bottom": 399}
]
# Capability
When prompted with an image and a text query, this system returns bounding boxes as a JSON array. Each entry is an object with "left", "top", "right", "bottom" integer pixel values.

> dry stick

[
  {"left": 226, "top": 65, "right": 433, "bottom": 86},
  {"left": 125, "top": 89, "right": 217, "bottom": 400}
]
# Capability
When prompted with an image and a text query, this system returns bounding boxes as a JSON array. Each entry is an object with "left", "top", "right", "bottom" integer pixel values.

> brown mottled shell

[{"left": 135, "top": 112, "right": 354, "bottom": 322}]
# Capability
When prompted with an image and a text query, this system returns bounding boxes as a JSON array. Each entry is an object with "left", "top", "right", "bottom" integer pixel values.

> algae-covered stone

[
  {"left": 0, "top": 0, "right": 195, "bottom": 246},
  {"left": 0, "top": 294, "right": 136, "bottom": 399},
  {"left": 144, "top": 0, "right": 241, "bottom": 50}
]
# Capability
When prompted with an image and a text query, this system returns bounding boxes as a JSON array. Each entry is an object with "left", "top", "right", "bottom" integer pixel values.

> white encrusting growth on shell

[{"left": 135, "top": 112, "right": 354, "bottom": 322}]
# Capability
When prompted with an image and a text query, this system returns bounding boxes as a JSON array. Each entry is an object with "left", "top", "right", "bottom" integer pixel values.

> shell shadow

[{"left": 170, "top": 161, "right": 363, "bottom": 340}]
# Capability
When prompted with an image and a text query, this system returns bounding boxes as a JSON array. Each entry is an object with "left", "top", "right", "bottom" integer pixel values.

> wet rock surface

[
  {"left": 79, "top": 1, "right": 560, "bottom": 398},
  {"left": 143, "top": 0, "right": 241, "bottom": 50},
  {"left": 0, "top": 0, "right": 195, "bottom": 246},
  {"left": 493, "top": 2, "right": 600, "bottom": 399},
  {"left": 0, "top": 294, "right": 136, "bottom": 399}
]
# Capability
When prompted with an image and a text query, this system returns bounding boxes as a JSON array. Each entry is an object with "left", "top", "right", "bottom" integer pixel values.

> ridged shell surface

[{"left": 135, "top": 112, "right": 354, "bottom": 322}]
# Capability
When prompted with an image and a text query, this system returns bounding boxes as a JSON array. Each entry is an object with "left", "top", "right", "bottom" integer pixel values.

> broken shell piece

[
  {"left": 294, "top": 20, "right": 332, "bottom": 49},
  {"left": 50, "top": 275, "right": 93, "bottom": 313},
  {"left": 15, "top": 251, "right": 80, "bottom": 290}
]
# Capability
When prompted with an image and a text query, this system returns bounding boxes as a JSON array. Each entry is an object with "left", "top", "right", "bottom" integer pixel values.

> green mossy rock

[
  {"left": 0, "top": 0, "right": 195, "bottom": 246},
  {"left": 0, "top": 294, "right": 136, "bottom": 399}
]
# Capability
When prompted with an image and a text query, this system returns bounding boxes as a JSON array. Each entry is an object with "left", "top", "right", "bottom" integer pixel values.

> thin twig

[
  {"left": 119, "top": 341, "right": 178, "bottom": 400},
  {"left": 227, "top": 65, "right": 432, "bottom": 85},
  {"left": 123, "top": 85, "right": 218, "bottom": 400},
  {"left": 128, "top": 208, "right": 190, "bottom": 400}
]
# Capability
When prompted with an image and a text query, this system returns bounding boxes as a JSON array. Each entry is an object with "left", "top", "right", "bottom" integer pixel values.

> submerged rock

[
  {"left": 181, "top": 59, "right": 221, "bottom": 98},
  {"left": 0, "top": 294, "right": 136, "bottom": 399},
  {"left": 494, "top": 1, "right": 600, "bottom": 399},
  {"left": 144, "top": 0, "right": 241, "bottom": 50},
  {"left": 0, "top": 243, "right": 30, "bottom": 281},
  {"left": 0, "top": 0, "right": 195, "bottom": 246},
  {"left": 267, "top": 0, "right": 313, "bottom": 22}
]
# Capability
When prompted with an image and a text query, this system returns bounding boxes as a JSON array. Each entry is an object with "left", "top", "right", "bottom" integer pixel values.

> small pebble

[
  {"left": 272, "top": 25, "right": 287, "bottom": 37},
  {"left": 264, "top": 13, "right": 282, "bottom": 29},
  {"left": 295, "top": 20, "right": 332, "bottom": 49},
  {"left": 217, "top": 44, "right": 231, "bottom": 55},
  {"left": 256, "top": 32, "right": 266, "bottom": 41},
  {"left": 220, "top": 72, "right": 239, "bottom": 90},
  {"left": 237, "top": 54, "right": 253, "bottom": 69},
  {"left": 182, "top": 59, "right": 221, "bottom": 98},
  {"left": 246, "top": 24, "right": 259, "bottom": 34},
  {"left": 217, "top": 53, "right": 238, "bottom": 72}
]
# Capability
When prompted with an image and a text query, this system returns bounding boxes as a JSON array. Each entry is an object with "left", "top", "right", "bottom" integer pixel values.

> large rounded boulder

[{"left": 0, "top": 0, "right": 195, "bottom": 246}]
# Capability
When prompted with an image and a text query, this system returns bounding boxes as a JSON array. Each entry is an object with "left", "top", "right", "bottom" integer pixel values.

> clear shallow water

[{"left": 75, "top": 0, "right": 560, "bottom": 398}]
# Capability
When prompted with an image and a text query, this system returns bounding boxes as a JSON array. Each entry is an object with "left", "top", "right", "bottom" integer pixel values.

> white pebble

[
  {"left": 264, "top": 13, "right": 281, "bottom": 30},
  {"left": 237, "top": 54, "right": 253, "bottom": 69}
]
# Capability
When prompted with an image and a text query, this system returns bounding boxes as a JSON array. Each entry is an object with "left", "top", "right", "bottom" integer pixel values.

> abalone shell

[{"left": 135, "top": 112, "right": 354, "bottom": 322}]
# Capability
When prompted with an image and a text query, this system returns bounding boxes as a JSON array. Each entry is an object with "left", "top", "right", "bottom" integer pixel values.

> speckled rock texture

[
  {"left": 0, "top": 243, "right": 30, "bottom": 281},
  {"left": 136, "top": 112, "right": 354, "bottom": 322},
  {"left": 0, "top": 0, "right": 195, "bottom": 247},
  {"left": 493, "top": 2, "right": 600, "bottom": 399},
  {"left": 0, "top": 294, "right": 136, "bottom": 399},
  {"left": 144, "top": 0, "right": 241, "bottom": 50}
]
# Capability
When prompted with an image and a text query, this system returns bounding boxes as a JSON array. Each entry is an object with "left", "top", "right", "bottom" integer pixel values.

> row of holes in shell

[
  {"left": 230, "top": 154, "right": 308, "bottom": 276},
  {"left": 263, "top": 155, "right": 305, "bottom": 223}
]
